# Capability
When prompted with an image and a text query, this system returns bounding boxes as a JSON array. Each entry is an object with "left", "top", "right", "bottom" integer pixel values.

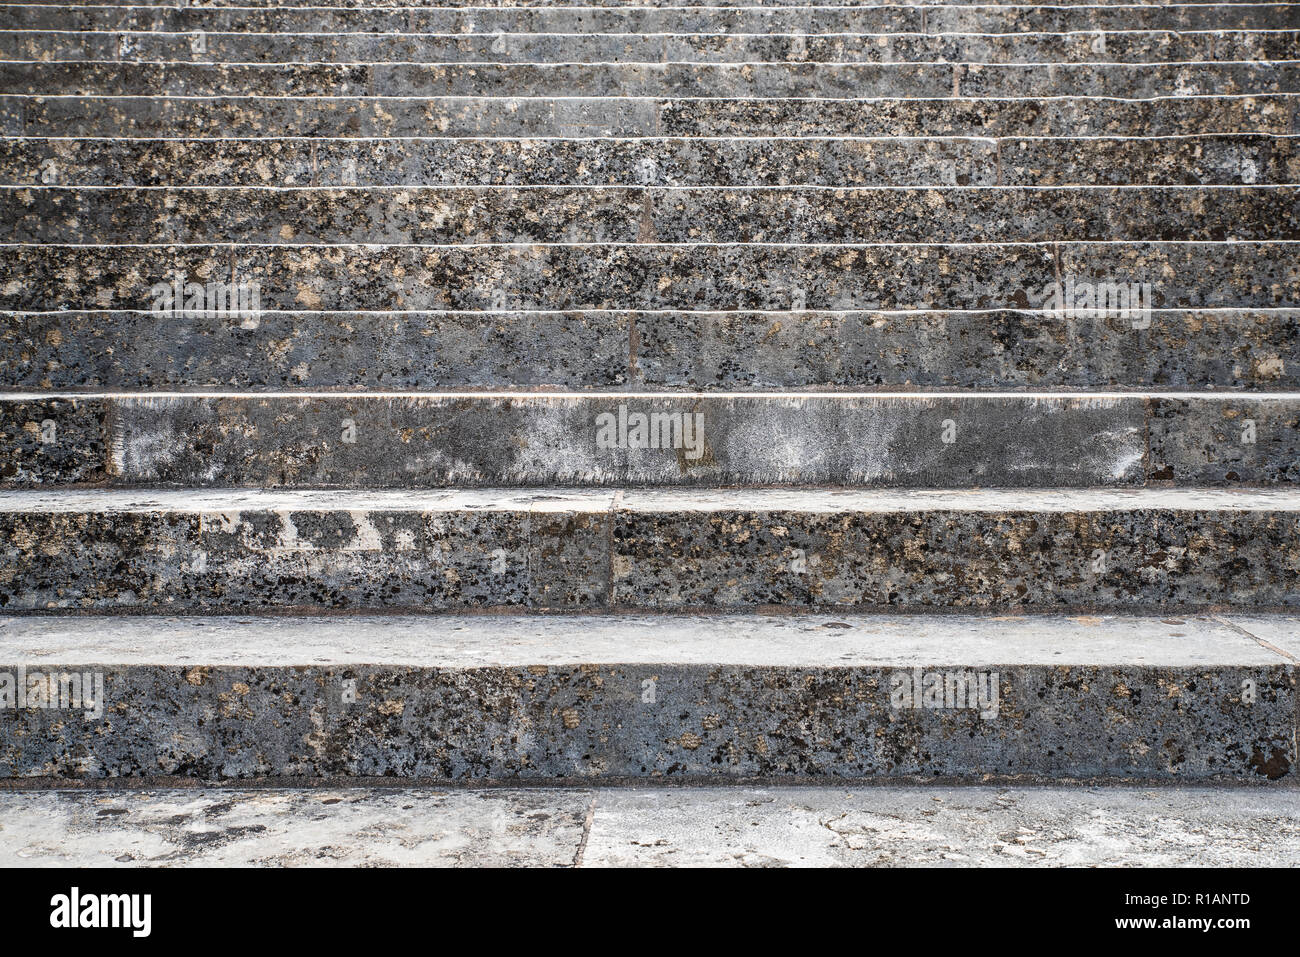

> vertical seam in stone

[
  {"left": 627, "top": 311, "right": 640, "bottom": 386},
  {"left": 995, "top": 138, "right": 1003, "bottom": 187},
  {"left": 607, "top": 490, "right": 623, "bottom": 610},
  {"left": 572, "top": 793, "right": 598, "bottom": 867}
]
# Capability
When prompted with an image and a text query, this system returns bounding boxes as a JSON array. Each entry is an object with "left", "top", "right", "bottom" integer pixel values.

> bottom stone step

[
  {"left": 3, "top": 786, "right": 1298, "bottom": 868},
  {"left": 0, "top": 613, "right": 1295, "bottom": 783}
]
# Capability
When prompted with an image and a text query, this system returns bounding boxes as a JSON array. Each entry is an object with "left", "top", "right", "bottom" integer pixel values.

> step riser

[
  {"left": 1, "top": 661, "right": 1291, "bottom": 781},
  {"left": 7, "top": 32, "right": 1295, "bottom": 64},
  {"left": 5, "top": 63, "right": 1295, "bottom": 98},
  {"left": 1, "top": 244, "right": 1292, "bottom": 312},
  {"left": 10, "top": 95, "right": 1291, "bottom": 137},
  {"left": 3, "top": 494, "right": 1300, "bottom": 612},
  {"left": 8, "top": 9, "right": 1298, "bottom": 34},
  {"left": 8, "top": 186, "right": 1297, "bottom": 245},
  {"left": 3, "top": 136, "right": 1298, "bottom": 188},
  {"left": 5, "top": 394, "right": 1300, "bottom": 488},
  {"left": 4, "top": 310, "right": 1298, "bottom": 392}
]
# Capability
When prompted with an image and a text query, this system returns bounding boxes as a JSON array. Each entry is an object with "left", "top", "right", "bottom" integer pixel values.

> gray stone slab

[
  {"left": 1222, "top": 614, "right": 1300, "bottom": 659},
  {"left": 0, "top": 487, "right": 613, "bottom": 613},
  {"left": 5, "top": 5, "right": 1295, "bottom": 33},
  {"left": 1149, "top": 396, "right": 1300, "bottom": 484},
  {"left": 16, "top": 94, "right": 1295, "bottom": 138},
  {"left": 3, "top": 135, "right": 1296, "bottom": 189},
  {"left": 3, "top": 309, "right": 1296, "bottom": 392},
  {"left": 3, "top": 30, "right": 1291, "bottom": 64},
  {"left": 0, "top": 136, "right": 1004, "bottom": 187},
  {"left": 581, "top": 785, "right": 1300, "bottom": 866},
  {"left": 0, "top": 242, "right": 1292, "bottom": 312},
  {"left": 1, "top": 487, "right": 1300, "bottom": 612},
  {"left": 3, "top": 784, "right": 1300, "bottom": 866},
  {"left": 0, "top": 787, "right": 591, "bottom": 866},
  {"left": 7, "top": 185, "right": 1295, "bottom": 244},
  {"left": 0, "top": 612, "right": 1289, "bottom": 781},
  {"left": 3, "top": 62, "right": 1295, "bottom": 99}
]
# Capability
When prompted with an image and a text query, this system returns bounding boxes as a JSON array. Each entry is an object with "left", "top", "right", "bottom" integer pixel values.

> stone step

[
  {"left": 6, "top": 6, "right": 1297, "bottom": 34},
  {"left": 3, "top": 62, "right": 1295, "bottom": 98},
  {"left": 3, "top": 309, "right": 1297, "bottom": 392},
  {"left": 8, "top": 0, "right": 1286, "bottom": 9},
  {"left": 7, "top": 186, "right": 1295, "bottom": 244},
  {"left": 7, "top": 93, "right": 1290, "bottom": 137},
  {"left": 6, "top": 30, "right": 1295, "bottom": 63},
  {"left": 4, "top": 391, "right": 1300, "bottom": 488},
  {"left": 0, "top": 242, "right": 1292, "bottom": 311},
  {"left": 0, "top": 612, "right": 1294, "bottom": 782},
  {"left": 3, "top": 134, "right": 1297, "bottom": 187},
  {"left": 1, "top": 486, "right": 1299, "bottom": 612}
]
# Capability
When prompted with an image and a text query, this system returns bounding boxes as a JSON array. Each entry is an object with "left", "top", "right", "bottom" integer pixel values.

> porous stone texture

[
  {"left": 7, "top": 185, "right": 1296, "bottom": 244},
  {"left": 2, "top": 488, "right": 1300, "bottom": 612},
  {"left": 3, "top": 136, "right": 1297, "bottom": 189},
  {"left": 4, "top": 6, "right": 1296, "bottom": 32},
  {"left": 2, "top": 310, "right": 1296, "bottom": 392},
  {"left": 14, "top": 95, "right": 1296, "bottom": 138},
  {"left": 0, "top": 613, "right": 1291, "bottom": 782},
  {"left": 0, "top": 243, "right": 1293, "bottom": 313}
]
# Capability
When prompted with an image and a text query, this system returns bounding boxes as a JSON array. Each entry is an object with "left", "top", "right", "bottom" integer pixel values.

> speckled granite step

[
  {"left": 9, "top": 94, "right": 1290, "bottom": 138},
  {"left": 7, "top": 185, "right": 1297, "bottom": 244},
  {"left": 3, "top": 392, "right": 1300, "bottom": 488},
  {"left": 6, "top": 6, "right": 1296, "bottom": 34},
  {"left": 4, "top": 62, "right": 1295, "bottom": 98},
  {"left": 0, "top": 242, "right": 1292, "bottom": 312},
  {"left": 1, "top": 486, "right": 1300, "bottom": 612},
  {"left": 0, "top": 613, "right": 1293, "bottom": 782},
  {"left": 6, "top": 30, "right": 1294, "bottom": 63},
  {"left": 2, "top": 134, "right": 1296, "bottom": 188},
  {"left": 4, "top": 309, "right": 1298, "bottom": 392},
  {"left": 10, "top": 0, "right": 1291, "bottom": 9}
]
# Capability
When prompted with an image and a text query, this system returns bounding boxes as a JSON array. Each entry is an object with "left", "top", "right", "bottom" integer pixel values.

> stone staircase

[{"left": 0, "top": 0, "right": 1297, "bottom": 785}]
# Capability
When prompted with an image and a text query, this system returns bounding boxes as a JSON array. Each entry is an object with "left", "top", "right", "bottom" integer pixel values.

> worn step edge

[{"left": 0, "top": 612, "right": 1293, "bottom": 782}]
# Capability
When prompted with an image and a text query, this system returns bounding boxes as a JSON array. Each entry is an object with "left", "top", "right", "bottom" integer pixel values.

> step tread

[
  {"left": 0, "top": 612, "right": 1291, "bottom": 665},
  {"left": 4, "top": 485, "right": 1300, "bottom": 510}
]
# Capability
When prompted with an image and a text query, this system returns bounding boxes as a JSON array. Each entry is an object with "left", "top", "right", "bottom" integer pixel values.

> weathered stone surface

[
  {"left": 0, "top": 310, "right": 637, "bottom": 390},
  {"left": 8, "top": 393, "right": 1300, "bottom": 489},
  {"left": 0, "top": 242, "right": 1294, "bottom": 312},
  {"left": 7, "top": 784, "right": 1300, "bottom": 866},
  {"left": 0, "top": 613, "right": 1290, "bottom": 781},
  {"left": 2, "top": 488, "right": 1300, "bottom": 612},
  {"left": 5, "top": 309, "right": 1297, "bottom": 392},
  {"left": 1149, "top": 397, "right": 1300, "bottom": 484},
  {"left": 4, "top": 30, "right": 1292, "bottom": 64},
  {"left": 0, "top": 397, "right": 106, "bottom": 486},
  {"left": 630, "top": 309, "right": 1300, "bottom": 390},
  {"left": 4, "top": 62, "right": 1294, "bottom": 98},
  {"left": 607, "top": 487, "right": 1300, "bottom": 611},
  {"left": 95, "top": 393, "right": 1146, "bottom": 488},
  {"left": 15, "top": 94, "right": 1295, "bottom": 138},
  {"left": 4, "top": 5, "right": 1294, "bottom": 33},
  {"left": 3, "top": 135, "right": 1297, "bottom": 188},
  {"left": 0, "top": 788, "right": 593, "bottom": 866},
  {"left": 7, "top": 185, "right": 1296, "bottom": 244},
  {"left": 0, "top": 136, "right": 1005, "bottom": 187},
  {"left": 581, "top": 785, "right": 1300, "bottom": 866},
  {"left": 0, "top": 488, "right": 611, "bottom": 612}
]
